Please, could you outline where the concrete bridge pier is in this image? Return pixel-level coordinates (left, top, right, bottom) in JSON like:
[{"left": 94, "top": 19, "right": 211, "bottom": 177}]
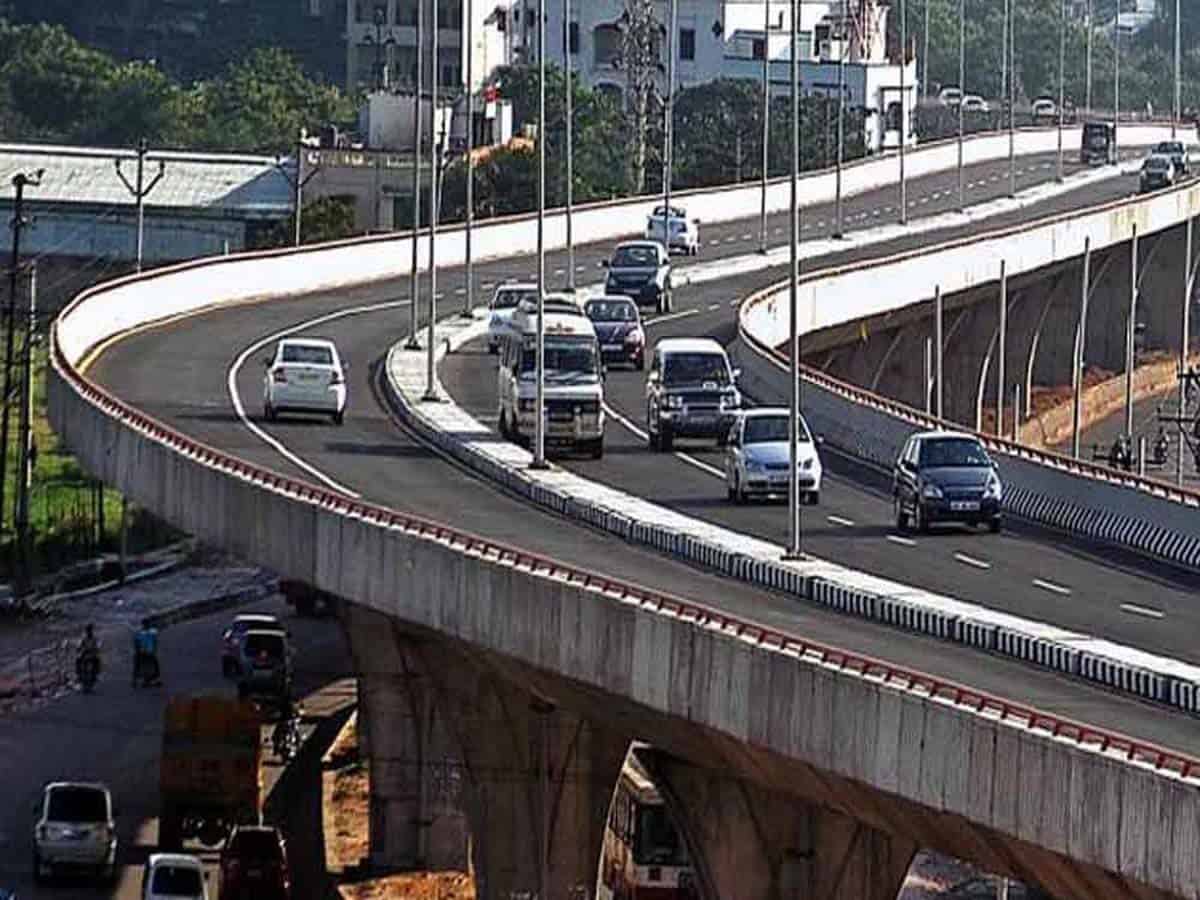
[
  {"left": 639, "top": 749, "right": 916, "bottom": 900},
  {"left": 343, "top": 603, "right": 628, "bottom": 899}
]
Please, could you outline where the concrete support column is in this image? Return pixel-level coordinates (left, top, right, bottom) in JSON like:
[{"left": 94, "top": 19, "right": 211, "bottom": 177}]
[
  {"left": 342, "top": 603, "right": 469, "bottom": 870},
  {"left": 411, "top": 646, "right": 629, "bottom": 900},
  {"left": 640, "top": 750, "right": 916, "bottom": 900}
]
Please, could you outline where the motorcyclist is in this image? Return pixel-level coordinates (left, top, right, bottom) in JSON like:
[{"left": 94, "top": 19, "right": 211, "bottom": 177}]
[{"left": 132, "top": 618, "right": 160, "bottom": 686}]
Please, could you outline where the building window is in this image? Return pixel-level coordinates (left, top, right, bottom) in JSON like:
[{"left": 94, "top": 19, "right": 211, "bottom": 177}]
[
  {"left": 593, "top": 24, "right": 621, "bottom": 66},
  {"left": 568, "top": 22, "right": 579, "bottom": 54},
  {"left": 751, "top": 37, "right": 765, "bottom": 60},
  {"left": 679, "top": 27, "right": 695, "bottom": 61}
]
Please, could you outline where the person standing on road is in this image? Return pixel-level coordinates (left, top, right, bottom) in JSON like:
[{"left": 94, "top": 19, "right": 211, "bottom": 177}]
[{"left": 132, "top": 618, "right": 159, "bottom": 685}]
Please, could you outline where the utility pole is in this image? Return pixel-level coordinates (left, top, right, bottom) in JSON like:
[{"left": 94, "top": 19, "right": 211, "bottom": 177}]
[
  {"left": 14, "top": 264, "right": 36, "bottom": 594},
  {"left": 1173, "top": 0, "right": 1181, "bottom": 137},
  {"left": 957, "top": 0, "right": 965, "bottom": 211},
  {"left": 1056, "top": 0, "right": 1065, "bottom": 182},
  {"left": 1008, "top": 0, "right": 1016, "bottom": 197},
  {"left": 1113, "top": 14, "right": 1120, "bottom": 161},
  {"left": 115, "top": 138, "right": 166, "bottom": 273},
  {"left": 899, "top": 0, "right": 908, "bottom": 225},
  {"left": 662, "top": 0, "right": 679, "bottom": 251},
  {"left": 3, "top": 168, "right": 43, "bottom": 538},
  {"left": 922, "top": 0, "right": 930, "bottom": 100},
  {"left": 1085, "top": 0, "right": 1093, "bottom": 117},
  {"left": 833, "top": 0, "right": 846, "bottom": 237},
  {"left": 533, "top": 0, "right": 548, "bottom": 469},
  {"left": 786, "top": 0, "right": 801, "bottom": 560},
  {"left": 274, "top": 130, "right": 321, "bottom": 247}
]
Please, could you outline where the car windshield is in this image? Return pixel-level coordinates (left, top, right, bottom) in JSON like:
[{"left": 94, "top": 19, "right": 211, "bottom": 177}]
[
  {"left": 586, "top": 300, "right": 637, "bottom": 322},
  {"left": 919, "top": 438, "right": 991, "bottom": 468},
  {"left": 1156, "top": 142, "right": 1183, "bottom": 154},
  {"left": 743, "top": 415, "right": 810, "bottom": 444},
  {"left": 611, "top": 246, "right": 658, "bottom": 267},
  {"left": 1084, "top": 125, "right": 1109, "bottom": 147},
  {"left": 520, "top": 339, "right": 599, "bottom": 380},
  {"left": 1146, "top": 157, "right": 1170, "bottom": 171},
  {"left": 492, "top": 289, "right": 537, "bottom": 310},
  {"left": 651, "top": 205, "right": 685, "bottom": 219},
  {"left": 633, "top": 805, "right": 687, "bottom": 865},
  {"left": 152, "top": 865, "right": 204, "bottom": 895},
  {"left": 280, "top": 344, "right": 333, "bottom": 365},
  {"left": 229, "top": 829, "right": 284, "bottom": 860},
  {"left": 243, "top": 633, "right": 285, "bottom": 659},
  {"left": 47, "top": 786, "right": 107, "bottom": 821},
  {"left": 663, "top": 352, "right": 730, "bottom": 386}
]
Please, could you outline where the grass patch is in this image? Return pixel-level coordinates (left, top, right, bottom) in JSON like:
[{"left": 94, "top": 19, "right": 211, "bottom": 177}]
[{"left": 0, "top": 338, "right": 177, "bottom": 586}]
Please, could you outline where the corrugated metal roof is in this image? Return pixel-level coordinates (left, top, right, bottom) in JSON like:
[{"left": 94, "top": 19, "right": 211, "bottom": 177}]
[{"left": 0, "top": 142, "right": 294, "bottom": 216}]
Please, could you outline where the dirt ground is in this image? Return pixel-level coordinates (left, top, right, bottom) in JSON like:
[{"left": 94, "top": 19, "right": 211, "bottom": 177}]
[{"left": 324, "top": 714, "right": 1035, "bottom": 900}]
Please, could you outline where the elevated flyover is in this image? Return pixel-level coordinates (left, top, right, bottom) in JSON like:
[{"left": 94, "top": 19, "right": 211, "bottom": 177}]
[{"left": 47, "top": 128, "right": 1200, "bottom": 898}]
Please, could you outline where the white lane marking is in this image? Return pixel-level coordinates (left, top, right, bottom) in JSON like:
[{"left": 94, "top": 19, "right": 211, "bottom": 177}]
[
  {"left": 603, "top": 402, "right": 725, "bottom": 478},
  {"left": 455, "top": 287, "right": 466, "bottom": 294},
  {"left": 227, "top": 299, "right": 411, "bottom": 497},
  {"left": 1033, "top": 578, "right": 1072, "bottom": 596},
  {"left": 815, "top": 220, "right": 826, "bottom": 228},
  {"left": 887, "top": 534, "right": 916, "bottom": 547},
  {"left": 708, "top": 240, "right": 721, "bottom": 246},
  {"left": 1120, "top": 603, "right": 1165, "bottom": 620},
  {"left": 576, "top": 265, "right": 587, "bottom": 271},
  {"left": 827, "top": 515, "right": 855, "bottom": 527},
  {"left": 741, "top": 233, "right": 752, "bottom": 240},
  {"left": 773, "top": 227, "right": 783, "bottom": 234},
  {"left": 724, "top": 236, "right": 737, "bottom": 243},
  {"left": 707, "top": 303, "right": 721, "bottom": 311},
  {"left": 954, "top": 552, "right": 992, "bottom": 570},
  {"left": 554, "top": 268, "right": 565, "bottom": 275},
  {"left": 644, "top": 309, "right": 700, "bottom": 327}
]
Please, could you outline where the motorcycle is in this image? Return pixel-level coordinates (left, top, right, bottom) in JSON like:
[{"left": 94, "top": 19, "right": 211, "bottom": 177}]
[
  {"left": 76, "top": 650, "right": 100, "bottom": 693},
  {"left": 132, "top": 652, "right": 161, "bottom": 688}
]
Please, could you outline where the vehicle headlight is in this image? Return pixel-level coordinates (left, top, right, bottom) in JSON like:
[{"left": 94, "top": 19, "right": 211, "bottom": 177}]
[
  {"left": 744, "top": 459, "right": 765, "bottom": 472},
  {"left": 720, "top": 392, "right": 739, "bottom": 410},
  {"left": 800, "top": 458, "right": 814, "bottom": 471},
  {"left": 519, "top": 398, "right": 534, "bottom": 412},
  {"left": 667, "top": 395, "right": 683, "bottom": 409},
  {"left": 983, "top": 473, "right": 1002, "bottom": 499},
  {"left": 624, "top": 328, "right": 644, "bottom": 345},
  {"left": 921, "top": 482, "right": 944, "bottom": 499}
]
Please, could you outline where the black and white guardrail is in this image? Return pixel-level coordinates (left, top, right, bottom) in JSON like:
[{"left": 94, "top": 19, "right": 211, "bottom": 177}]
[{"left": 384, "top": 307, "right": 1200, "bottom": 718}]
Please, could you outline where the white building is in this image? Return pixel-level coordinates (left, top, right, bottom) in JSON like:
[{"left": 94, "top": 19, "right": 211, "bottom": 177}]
[{"left": 347, "top": 0, "right": 914, "bottom": 153}]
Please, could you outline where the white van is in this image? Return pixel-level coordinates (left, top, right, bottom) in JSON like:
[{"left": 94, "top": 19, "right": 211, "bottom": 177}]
[{"left": 497, "top": 294, "right": 605, "bottom": 458}]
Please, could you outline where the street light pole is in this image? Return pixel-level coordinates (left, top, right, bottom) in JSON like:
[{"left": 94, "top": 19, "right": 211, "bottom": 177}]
[
  {"left": 786, "top": 0, "right": 801, "bottom": 560},
  {"left": 115, "top": 138, "right": 166, "bottom": 273},
  {"left": 957, "top": 0, "right": 965, "bottom": 211},
  {"left": 1173, "top": 0, "right": 1181, "bottom": 137},
  {"left": 1085, "top": 0, "right": 1093, "bottom": 117},
  {"left": 922, "top": 0, "right": 930, "bottom": 100},
  {"left": 463, "top": 0, "right": 475, "bottom": 315},
  {"left": 14, "top": 264, "right": 35, "bottom": 594},
  {"left": 1072, "top": 238, "right": 1091, "bottom": 458},
  {"left": 663, "top": 0, "right": 679, "bottom": 247},
  {"left": 1179, "top": 216, "right": 1193, "bottom": 485},
  {"left": 898, "top": 0, "right": 908, "bottom": 225},
  {"left": 759, "top": 0, "right": 770, "bottom": 253},
  {"left": 533, "top": 0, "right": 548, "bottom": 468},
  {"left": 424, "top": 0, "right": 441, "bottom": 401},
  {"left": 1008, "top": 0, "right": 1016, "bottom": 197},
  {"left": 833, "top": 0, "right": 846, "bottom": 237},
  {"left": 1113, "top": 14, "right": 1120, "bottom": 161},
  {"left": 1056, "top": 0, "right": 1065, "bottom": 182},
  {"left": 406, "top": 0, "right": 424, "bottom": 351},
  {"left": 1126, "top": 224, "right": 1138, "bottom": 440},
  {"left": 564, "top": 0, "right": 576, "bottom": 290}
]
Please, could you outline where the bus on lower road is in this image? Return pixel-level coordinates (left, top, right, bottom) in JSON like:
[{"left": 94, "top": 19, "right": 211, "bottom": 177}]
[{"left": 597, "top": 750, "right": 695, "bottom": 900}]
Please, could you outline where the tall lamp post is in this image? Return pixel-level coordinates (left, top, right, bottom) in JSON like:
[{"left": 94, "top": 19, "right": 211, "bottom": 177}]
[
  {"left": 1173, "top": 0, "right": 1181, "bottom": 136},
  {"left": 956, "top": 0, "right": 965, "bottom": 212},
  {"left": 533, "top": 0, "right": 548, "bottom": 468},
  {"left": 758, "top": 0, "right": 771, "bottom": 253},
  {"left": 662, "top": 0, "right": 679, "bottom": 255},
  {"left": 564, "top": 0, "right": 576, "bottom": 290},
  {"left": 786, "top": 0, "right": 801, "bottom": 560},
  {"left": 424, "top": 0, "right": 441, "bottom": 401},
  {"left": 898, "top": 0, "right": 908, "bottom": 226},
  {"left": 833, "top": 0, "right": 846, "bottom": 237},
  {"left": 463, "top": 0, "right": 476, "bottom": 316},
  {"left": 405, "top": 0, "right": 424, "bottom": 351},
  {"left": 1056, "top": 0, "right": 1065, "bottom": 182}
]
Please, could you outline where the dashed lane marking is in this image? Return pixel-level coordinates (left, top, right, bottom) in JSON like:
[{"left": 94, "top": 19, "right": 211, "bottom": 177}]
[
  {"left": 603, "top": 402, "right": 725, "bottom": 478},
  {"left": 1120, "top": 603, "right": 1165, "bottom": 620},
  {"left": 707, "top": 303, "right": 722, "bottom": 311},
  {"left": 827, "top": 515, "right": 855, "bottom": 527},
  {"left": 887, "top": 534, "right": 917, "bottom": 547},
  {"left": 644, "top": 309, "right": 700, "bottom": 327},
  {"left": 954, "top": 552, "right": 992, "bottom": 570},
  {"left": 1033, "top": 578, "right": 1072, "bottom": 596}
]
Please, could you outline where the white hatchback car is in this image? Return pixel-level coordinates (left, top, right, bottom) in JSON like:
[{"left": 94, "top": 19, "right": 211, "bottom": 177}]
[
  {"left": 142, "top": 853, "right": 209, "bottom": 900},
  {"left": 262, "top": 337, "right": 347, "bottom": 425},
  {"left": 487, "top": 282, "right": 539, "bottom": 354},
  {"left": 32, "top": 781, "right": 118, "bottom": 884},
  {"left": 645, "top": 205, "right": 700, "bottom": 255},
  {"left": 724, "top": 408, "right": 822, "bottom": 504}
]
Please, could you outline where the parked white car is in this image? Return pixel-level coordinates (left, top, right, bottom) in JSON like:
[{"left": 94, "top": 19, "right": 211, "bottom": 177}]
[
  {"left": 938, "top": 86, "right": 963, "bottom": 107},
  {"left": 32, "top": 781, "right": 118, "bottom": 884},
  {"left": 962, "top": 94, "right": 990, "bottom": 114},
  {"left": 1031, "top": 96, "right": 1057, "bottom": 121},
  {"left": 487, "top": 282, "right": 539, "bottom": 354},
  {"left": 142, "top": 853, "right": 209, "bottom": 900},
  {"left": 645, "top": 205, "right": 700, "bottom": 256},
  {"left": 724, "top": 408, "right": 822, "bottom": 504},
  {"left": 262, "top": 337, "right": 347, "bottom": 425}
]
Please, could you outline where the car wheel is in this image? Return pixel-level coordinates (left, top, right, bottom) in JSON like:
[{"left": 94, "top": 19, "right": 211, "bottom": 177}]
[
  {"left": 660, "top": 426, "right": 674, "bottom": 452},
  {"left": 591, "top": 439, "right": 604, "bottom": 460},
  {"left": 332, "top": 410, "right": 344, "bottom": 426},
  {"left": 734, "top": 472, "right": 746, "bottom": 505},
  {"left": 635, "top": 353, "right": 645, "bottom": 372},
  {"left": 647, "top": 407, "right": 659, "bottom": 450},
  {"left": 726, "top": 475, "right": 735, "bottom": 500},
  {"left": 32, "top": 850, "right": 48, "bottom": 884},
  {"left": 263, "top": 403, "right": 275, "bottom": 422},
  {"left": 488, "top": 342, "right": 498, "bottom": 355},
  {"left": 914, "top": 502, "right": 930, "bottom": 534},
  {"left": 807, "top": 490, "right": 820, "bottom": 505},
  {"left": 222, "top": 657, "right": 233, "bottom": 678},
  {"left": 989, "top": 516, "right": 1002, "bottom": 534},
  {"left": 894, "top": 496, "right": 909, "bottom": 531}
]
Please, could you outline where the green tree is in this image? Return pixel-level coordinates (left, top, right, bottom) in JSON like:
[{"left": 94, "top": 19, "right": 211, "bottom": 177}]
[
  {"left": 258, "top": 195, "right": 358, "bottom": 248},
  {"left": 190, "top": 47, "right": 352, "bottom": 154}
]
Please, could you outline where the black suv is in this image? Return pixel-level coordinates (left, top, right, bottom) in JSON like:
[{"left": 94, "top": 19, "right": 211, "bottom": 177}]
[
  {"left": 893, "top": 431, "right": 1002, "bottom": 533},
  {"left": 602, "top": 241, "right": 673, "bottom": 314}
]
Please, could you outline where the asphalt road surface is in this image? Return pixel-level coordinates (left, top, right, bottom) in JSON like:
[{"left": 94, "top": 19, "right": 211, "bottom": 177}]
[{"left": 0, "top": 596, "right": 351, "bottom": 898}]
